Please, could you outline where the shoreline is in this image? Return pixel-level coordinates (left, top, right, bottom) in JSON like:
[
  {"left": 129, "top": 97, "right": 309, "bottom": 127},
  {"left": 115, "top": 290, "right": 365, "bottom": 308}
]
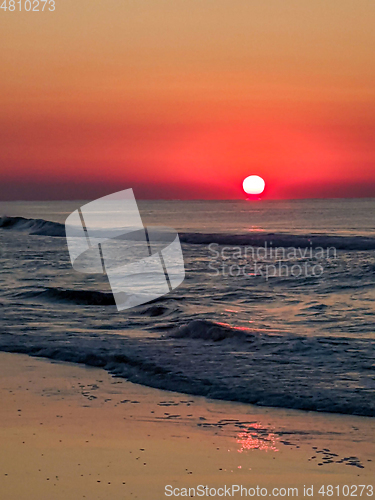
[
  {"left": 0, "top": 352, "right": 374, "bottom": 499},
  {"left": 0, "top": 331, "right": 373, "bottom": 418}
]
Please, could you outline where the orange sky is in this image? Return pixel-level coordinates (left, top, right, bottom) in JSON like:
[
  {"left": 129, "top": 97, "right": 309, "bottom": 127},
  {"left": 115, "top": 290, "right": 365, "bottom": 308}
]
[{"left": 1, "top": 0, "right": 374, "bottom": 200}]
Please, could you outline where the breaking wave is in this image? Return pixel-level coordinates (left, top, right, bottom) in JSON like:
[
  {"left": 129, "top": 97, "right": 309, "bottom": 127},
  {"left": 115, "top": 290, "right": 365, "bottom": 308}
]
[{"left": 0, "top": 216, "right": 65, "bottom": 237}]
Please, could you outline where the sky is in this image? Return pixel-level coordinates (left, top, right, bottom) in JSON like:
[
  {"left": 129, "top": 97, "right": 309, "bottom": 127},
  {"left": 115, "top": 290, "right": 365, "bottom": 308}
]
[{"left": 0, "top": 0, "right": 374, "bottom": 200}]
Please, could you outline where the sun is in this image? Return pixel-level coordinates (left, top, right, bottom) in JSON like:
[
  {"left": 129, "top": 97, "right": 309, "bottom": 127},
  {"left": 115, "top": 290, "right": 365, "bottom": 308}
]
[{"left": 243, "top": 175, "right": 265, "bottom": 195}]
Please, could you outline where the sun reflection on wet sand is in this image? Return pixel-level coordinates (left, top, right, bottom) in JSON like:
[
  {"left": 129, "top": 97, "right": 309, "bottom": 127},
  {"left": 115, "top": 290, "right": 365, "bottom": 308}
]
[{"left": 236, "top": 423, "right": 279, "bottom": 453}]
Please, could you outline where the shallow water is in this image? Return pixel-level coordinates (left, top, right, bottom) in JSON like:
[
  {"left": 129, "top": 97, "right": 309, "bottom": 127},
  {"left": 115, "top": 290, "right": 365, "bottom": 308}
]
[{"left": 0, "top": 199, "right": 374, "bottom": 416}]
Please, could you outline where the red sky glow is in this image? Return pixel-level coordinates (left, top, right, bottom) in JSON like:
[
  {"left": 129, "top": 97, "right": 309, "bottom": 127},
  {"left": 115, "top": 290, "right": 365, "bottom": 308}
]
[{"left": 1, "top": 0, "right": 374, "bottom": 200}]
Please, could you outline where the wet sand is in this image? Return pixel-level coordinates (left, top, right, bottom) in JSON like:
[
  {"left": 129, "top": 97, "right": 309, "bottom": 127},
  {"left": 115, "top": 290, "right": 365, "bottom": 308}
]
[{"left": 0, "top": 352, "right": 374, "bottom": 499}]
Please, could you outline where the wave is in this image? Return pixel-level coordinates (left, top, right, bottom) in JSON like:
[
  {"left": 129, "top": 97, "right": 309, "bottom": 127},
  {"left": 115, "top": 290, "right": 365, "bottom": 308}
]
[
  {"left": 179, "top": 232, "right": 375, "bottom": 251},
  {"left": 0, "top": 216, "right": 65, "bottom": 237},
  {"left": 14, "top": 288, "right": 179, "bottom": 312},
  {"left": 2, "top": 216, "right": 375, "bottom": 250},
  {"left": 16, "top": 287, "right": 115, "bottom": 306},
  {"left": 169, "top": 319, "right": 254, "bottom": 341},
  {"left": 0, "top": 320, "right": 373, "bottom": 417}
]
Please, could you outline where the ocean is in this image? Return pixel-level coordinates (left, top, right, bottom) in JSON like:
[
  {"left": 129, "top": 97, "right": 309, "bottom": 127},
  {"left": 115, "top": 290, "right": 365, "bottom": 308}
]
[{"left": 0, "top": 199, "right": 374, "bottom": 416}]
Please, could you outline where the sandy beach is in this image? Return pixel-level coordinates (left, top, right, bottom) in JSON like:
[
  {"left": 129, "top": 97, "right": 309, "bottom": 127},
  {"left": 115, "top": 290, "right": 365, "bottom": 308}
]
[{"left": 0, "top": 352, "right": 373, "bottom": 500}]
